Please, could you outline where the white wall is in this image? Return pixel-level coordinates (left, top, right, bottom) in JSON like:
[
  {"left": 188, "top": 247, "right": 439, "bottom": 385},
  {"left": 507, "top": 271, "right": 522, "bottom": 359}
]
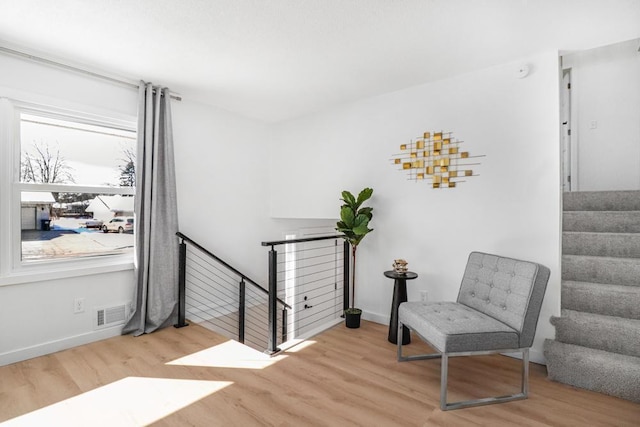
[
  {"left": 172, "top": 99, "right": 277, "bottom": 283},
  {"left": 0, "top": 53, "right": 327, "bottom": 366},
  {"left": 172, "top": 98, "right": 337, "bottom": 285},
  {"left": 0, "top": 271, "right": 135, "bottom": 365},
  {"left": 270, "top": 51, "right": 562, "bottom": 363},
  {"left": 564, "top": 39, "right": 640, "bottom": 191},
  {"left": 0, "top": 54, "right": 300, "bottom": 366},
  {"left": 0, "top": 54, "right": 138, "bottom": 365}
]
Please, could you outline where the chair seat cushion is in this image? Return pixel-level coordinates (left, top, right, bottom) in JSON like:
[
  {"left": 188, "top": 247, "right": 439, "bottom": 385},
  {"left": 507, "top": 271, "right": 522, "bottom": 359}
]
[{"left": 399, "top": 301, "right": 520, "bottom": 353}]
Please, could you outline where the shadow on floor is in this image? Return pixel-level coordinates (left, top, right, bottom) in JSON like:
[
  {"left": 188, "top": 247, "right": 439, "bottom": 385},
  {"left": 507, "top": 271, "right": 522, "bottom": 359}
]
[{"left": 21, "top": 229, "right": 78, "bottom": 242}]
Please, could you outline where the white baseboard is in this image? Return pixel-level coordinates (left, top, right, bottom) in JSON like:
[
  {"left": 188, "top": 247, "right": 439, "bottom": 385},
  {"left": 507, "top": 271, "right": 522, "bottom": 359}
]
[
  {"left": 0, "top": 326, "right": 123, "bottom": 367},
  {"left": 503, "top": 349, "right": 546, "bottom": 365},
  {"left": 361, "top": 310, "right": 388, "bottom": 325},
  {"left": 531, "top": 349, "right": 546, "bottom": 365}
]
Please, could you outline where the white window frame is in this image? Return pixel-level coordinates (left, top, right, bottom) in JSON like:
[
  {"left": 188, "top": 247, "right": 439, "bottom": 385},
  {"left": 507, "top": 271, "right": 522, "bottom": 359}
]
[{"left": 0, "top": 98, "right": 137, "bottom": 286}]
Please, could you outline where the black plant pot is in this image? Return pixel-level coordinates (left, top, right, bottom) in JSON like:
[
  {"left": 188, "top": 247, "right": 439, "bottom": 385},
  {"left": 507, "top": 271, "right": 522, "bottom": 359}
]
[{"left": 345, "top": 309, "right": 362, "bottom": 329}]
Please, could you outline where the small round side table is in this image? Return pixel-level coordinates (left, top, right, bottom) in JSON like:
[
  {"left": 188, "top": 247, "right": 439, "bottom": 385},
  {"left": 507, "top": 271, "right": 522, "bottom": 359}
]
[{"left": 384, "top": 270, "right": 418, "bottom": 345}]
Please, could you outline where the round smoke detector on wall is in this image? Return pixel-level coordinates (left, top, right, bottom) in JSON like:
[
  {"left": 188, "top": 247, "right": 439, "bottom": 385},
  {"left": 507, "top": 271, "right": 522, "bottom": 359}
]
[{"left": 516, "top": 64, "right": 530, "bottom": 79}]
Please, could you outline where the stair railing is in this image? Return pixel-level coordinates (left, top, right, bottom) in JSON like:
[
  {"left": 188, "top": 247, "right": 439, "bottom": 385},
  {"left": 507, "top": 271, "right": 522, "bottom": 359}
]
[
  {"left": 262, "top": 235, "right": 350, "bottom": 352},
  {"left": 175, "top": 232, "right": 291, "bottom": 354}
]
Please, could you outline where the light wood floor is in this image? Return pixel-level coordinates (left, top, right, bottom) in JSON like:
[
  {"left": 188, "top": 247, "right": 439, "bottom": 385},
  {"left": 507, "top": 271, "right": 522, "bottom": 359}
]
[{"left": 0, "top": 321, "right": 638, "bottom": 426}]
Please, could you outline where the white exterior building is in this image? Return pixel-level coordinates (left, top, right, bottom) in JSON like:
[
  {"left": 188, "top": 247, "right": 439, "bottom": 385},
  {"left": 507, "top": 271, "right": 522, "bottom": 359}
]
[
  {"left": 85, "top": 195, "right": 134, "bottom": 222},
  {"left": 20, "top": 192, "right": 55, "bottom": 230}
]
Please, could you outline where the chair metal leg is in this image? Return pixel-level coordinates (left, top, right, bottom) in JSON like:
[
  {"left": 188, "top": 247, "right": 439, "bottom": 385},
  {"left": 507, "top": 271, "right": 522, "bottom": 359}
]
[
  {"left": 521, "top": 348, "right": 529, "bottom": 396},
  {"left": 440, "top": 353, "right": 448, "bottom": 410},
  {"left": 397, "top": 322, "right": 442, "bottom": 362},
  {"left": 441, "top": 348, "right": 530, "bottom": 411},
  {"left": 398, "top": 330, "right": 531, "bottom": 411},
  {"left": 397, "top": 321, "right": 403, "bottom": 360},
  {"left": 398, "top": 325, "right": 531, "bottom": 410}
]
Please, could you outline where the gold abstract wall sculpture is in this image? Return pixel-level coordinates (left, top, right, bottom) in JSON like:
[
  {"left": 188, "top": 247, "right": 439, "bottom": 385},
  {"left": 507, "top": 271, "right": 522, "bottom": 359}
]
[{"left": 391, "top": 131, "right": 482, "bottom": 188}]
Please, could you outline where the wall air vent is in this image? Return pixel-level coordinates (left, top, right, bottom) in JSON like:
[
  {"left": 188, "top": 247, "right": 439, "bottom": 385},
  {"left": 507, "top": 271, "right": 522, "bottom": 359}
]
[{"left": 95, "top": 303, "right": 130, "bottom": 329}]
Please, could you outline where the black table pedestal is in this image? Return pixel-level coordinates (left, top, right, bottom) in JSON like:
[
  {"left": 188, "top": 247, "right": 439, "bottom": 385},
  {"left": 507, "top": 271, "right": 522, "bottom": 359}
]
[{"left": 384, "top": 271, "right": 418, "bottom": 345}]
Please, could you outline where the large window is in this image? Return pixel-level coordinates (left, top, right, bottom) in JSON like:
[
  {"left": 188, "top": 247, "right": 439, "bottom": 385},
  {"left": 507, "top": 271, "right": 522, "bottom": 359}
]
[{"left": 0, "top": 99, "right": 137, "bottom": 275}]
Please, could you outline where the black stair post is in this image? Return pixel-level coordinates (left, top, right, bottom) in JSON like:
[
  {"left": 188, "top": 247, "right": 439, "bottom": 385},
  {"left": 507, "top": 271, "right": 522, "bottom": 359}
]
[
  {"left": 175, "top": 237, "right": 189, "bottom": 328},
  {"left": 267, "top": 247, "right": 280, "bottom": 354},
  {"left": 239, "top": 279, "right": 245, "bottom": 343},
  {"left": 281, "top": 307, "right": 288, "bottom": 343},
  {"left": 343, "top": 240, "right": 350, "bottom": 316}
]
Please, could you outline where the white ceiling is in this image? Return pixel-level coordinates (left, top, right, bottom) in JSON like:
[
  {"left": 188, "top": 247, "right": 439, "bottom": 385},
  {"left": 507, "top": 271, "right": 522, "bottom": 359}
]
[{"left": 0, "top": 0, "right": 639, "bottom": 122}]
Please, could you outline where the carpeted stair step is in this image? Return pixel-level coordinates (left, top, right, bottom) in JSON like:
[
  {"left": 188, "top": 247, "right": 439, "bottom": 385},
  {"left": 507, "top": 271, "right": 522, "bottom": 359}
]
[
  {"left": 562, "top": 255, "right": 640, "bottom": 286},
  {"left": 563, "top": 211, "right": 640, "bottom": 233},
  {"left": 551, "top": 309, "right": 640, "bottom": 357},
  {"left": 563, "top": 190, "right": 640, "bottom": 212},
  {"left": 563, "top": 232, "right": 640, "bottom": 258},
  {"left": 561, "top": 281, "right": 640, "bottom": 319},
  {"left": 544, "top": 340, "right": 640, "bottom": 403},
  {"left": 553, "top": 190, "right": 640, "bottom": 403}
]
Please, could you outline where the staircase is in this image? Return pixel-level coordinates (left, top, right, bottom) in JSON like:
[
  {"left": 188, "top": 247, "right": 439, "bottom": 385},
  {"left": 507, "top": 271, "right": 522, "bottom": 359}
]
[{"left": 544, "top": 190, "right": 640, "bottom": 403}]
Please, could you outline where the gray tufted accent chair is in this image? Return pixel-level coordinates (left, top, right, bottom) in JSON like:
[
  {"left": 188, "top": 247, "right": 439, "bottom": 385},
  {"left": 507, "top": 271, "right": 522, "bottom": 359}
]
[{"left": 397, "top": 252, "right": 550, "bottom": 411}]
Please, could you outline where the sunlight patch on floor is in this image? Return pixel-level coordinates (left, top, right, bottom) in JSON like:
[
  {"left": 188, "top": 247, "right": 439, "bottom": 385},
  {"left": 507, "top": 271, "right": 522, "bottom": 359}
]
[
  {"left": 167, "top": 339, "right": 287, "bottom": 369},
  {"left": 1, "top": 377, "right": 231, "bottom": 427}
]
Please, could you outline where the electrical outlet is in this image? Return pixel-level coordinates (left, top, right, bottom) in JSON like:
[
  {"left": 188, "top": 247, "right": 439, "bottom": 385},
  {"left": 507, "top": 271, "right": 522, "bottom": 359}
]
[
  {"left": 420, "top": 291, "right": 429, "bottom": 302},
  {"left": 74, "top": 297, "right": 85, "bottom": 314}
]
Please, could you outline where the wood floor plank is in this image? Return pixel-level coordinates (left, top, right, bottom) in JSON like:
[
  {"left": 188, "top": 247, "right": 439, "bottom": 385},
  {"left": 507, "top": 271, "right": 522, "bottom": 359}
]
[{"left": 0, "top": 320, "right": 638, "bottom": 426}]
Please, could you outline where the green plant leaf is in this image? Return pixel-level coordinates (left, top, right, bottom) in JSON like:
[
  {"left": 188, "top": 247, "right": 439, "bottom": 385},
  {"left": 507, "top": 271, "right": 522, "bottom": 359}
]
[
  {"left": 358, "top": 206, "right": 373, "bottom": 220},
  {"left": 352, "top": 214, "right": 369, "bottom": 233},
  {"left": 343, "top": 232, "right": 358, "bottom": 244},
  {"left": 356, "top": 187, "right": 373, "bottom": 207},
  {"left": 337, "top": 187, "right": 373, "bottom": 247},
  {"left": 353, "top": 220, "right": 371, "bottom": 236},
  {"left": 341, "top": 191, "right": 356, "bottom": 207},
  {"left": 340, "top": 206, "right": 355, "bottom": 227},
  {"left": 336, "top": 226, "right": 353, "bottom": 235},
  {"left": 353, "top": 224, "right": 370, "bottom": 236},
  {"left": 346, "top": 231, "right": 358, "bottom": 240}
]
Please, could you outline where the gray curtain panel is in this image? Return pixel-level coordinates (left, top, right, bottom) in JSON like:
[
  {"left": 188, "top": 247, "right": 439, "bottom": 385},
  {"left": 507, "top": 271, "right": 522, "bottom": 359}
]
[{"left": 123, "top": 81, "right": 179, "bottom": 336}]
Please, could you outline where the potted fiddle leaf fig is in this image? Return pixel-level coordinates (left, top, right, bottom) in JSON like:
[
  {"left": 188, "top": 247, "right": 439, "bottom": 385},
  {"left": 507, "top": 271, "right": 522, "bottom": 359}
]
[{"left": 336, "top": 187, "right": 374, "bottom": 328}]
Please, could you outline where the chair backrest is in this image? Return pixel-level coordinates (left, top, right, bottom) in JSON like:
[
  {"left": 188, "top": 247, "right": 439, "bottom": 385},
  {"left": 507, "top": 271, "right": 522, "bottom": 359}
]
[{"left": 456, "top": 252, "right": 550, "bottom": 348}]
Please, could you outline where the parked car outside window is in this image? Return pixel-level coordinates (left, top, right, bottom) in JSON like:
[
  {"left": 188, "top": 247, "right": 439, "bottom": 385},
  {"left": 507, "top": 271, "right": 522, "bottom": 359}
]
[
  {"left": 83, "top": 218, "right": 104, "bottom": 229},
  {"left": 102, "top": 217, "right": 134, "bottom": 233}
]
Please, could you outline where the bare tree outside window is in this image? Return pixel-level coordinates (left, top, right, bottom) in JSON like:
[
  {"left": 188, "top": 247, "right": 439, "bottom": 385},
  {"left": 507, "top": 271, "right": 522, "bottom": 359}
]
[
  {"left": 21, "top": 141, "right": 75, "bottom": 184},
  {"left": 118, "top": 146, "right": 135, "bottom": 187}
]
